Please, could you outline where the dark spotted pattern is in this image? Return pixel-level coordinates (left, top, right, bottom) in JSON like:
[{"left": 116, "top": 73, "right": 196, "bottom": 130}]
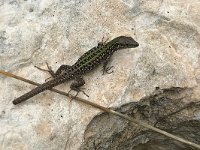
[
  {"left": 71, "top": 36, "right": 139, "bottom": 75},
  {"left": 13, "top": 36, "right": 139, "bottom": 104}
]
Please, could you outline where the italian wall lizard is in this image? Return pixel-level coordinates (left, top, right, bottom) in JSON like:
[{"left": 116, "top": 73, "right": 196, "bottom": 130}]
[{"left": 13, "top": 36, "right": 139, "bottom": 105}]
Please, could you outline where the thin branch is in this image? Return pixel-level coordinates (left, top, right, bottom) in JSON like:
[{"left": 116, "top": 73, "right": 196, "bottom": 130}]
[{"left": 1, "top": 70, "right": 200, "bottom": 149}]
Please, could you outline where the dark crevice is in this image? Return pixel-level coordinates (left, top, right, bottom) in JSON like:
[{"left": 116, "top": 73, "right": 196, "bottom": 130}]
[{"left": 80, "top": 87, "right": 200, "bottom": 150}]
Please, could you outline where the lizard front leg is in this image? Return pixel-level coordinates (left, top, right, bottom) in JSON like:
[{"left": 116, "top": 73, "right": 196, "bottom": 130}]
[
  {"left": 98, "top": 36, "right": 109, "bottom": 47},
  {"left": 102, "top": 56, "right": 114, "bottom": 75}
]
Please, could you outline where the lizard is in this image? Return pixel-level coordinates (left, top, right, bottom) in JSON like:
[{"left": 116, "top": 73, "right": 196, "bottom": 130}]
[{"left": 12, "top": 36, "right": 139, "bottom": 105}]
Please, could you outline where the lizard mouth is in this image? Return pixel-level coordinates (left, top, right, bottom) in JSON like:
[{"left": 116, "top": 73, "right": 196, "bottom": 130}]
[
  {"left": 123, "top": 41, "right": 139, "bottom": 48},
  {"left": 126, "top": 37, "right": 139, "bottom": 48},
  {"left": 129, "top": 41, "right": 139, "bottom": 48}
]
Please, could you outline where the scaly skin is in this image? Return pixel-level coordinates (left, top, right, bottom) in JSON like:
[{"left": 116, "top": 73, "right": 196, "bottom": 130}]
[{"left": 12, "top": 36, "right": 139, "bottom": 105}]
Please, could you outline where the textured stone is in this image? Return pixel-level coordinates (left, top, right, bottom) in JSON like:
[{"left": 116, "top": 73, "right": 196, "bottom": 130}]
[
  {"left": 81, "top": 88, "right": 200, "bottom": 149},
  {"left": 0, "top": 0, "right": 200, "bottom": 149}
]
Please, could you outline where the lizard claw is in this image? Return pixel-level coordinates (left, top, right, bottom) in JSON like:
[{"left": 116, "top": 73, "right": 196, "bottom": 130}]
[
  {"left": 68, "top": 88, "right": 89, "bottom": 101},
  {"left": 102, "top": 66, "right": 114, "bottom": 75}
]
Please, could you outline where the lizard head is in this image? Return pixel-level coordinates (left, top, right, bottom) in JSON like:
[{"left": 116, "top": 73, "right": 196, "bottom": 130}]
[{"left": 111, "top": 36, "right": 139, "bottom": 50}]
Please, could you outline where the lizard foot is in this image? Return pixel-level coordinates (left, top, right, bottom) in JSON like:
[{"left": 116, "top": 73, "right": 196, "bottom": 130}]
[
  {"left": 34, "top": 62, "right": 56, "bottom": 81},
  {"left": 68, "top": 88, "right": 89, "bottom": 101},
  {"left": 102, "top": 66, "right": 114, "bottom": 75}
]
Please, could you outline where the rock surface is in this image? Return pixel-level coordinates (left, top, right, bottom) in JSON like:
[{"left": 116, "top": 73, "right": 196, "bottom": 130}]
[
  {"left": 81, "top": 87, "right": 200, "bottom": 149},
  {"left": 0, "top": 0, "right": 200, "bottom": 149}
]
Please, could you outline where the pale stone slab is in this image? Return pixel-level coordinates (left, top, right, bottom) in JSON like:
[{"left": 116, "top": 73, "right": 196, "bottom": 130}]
[{"left": 0, "top": 0, "right": 200, "bottom": 149}]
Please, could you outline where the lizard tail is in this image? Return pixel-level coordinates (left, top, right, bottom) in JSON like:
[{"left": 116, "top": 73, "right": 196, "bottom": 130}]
[{"left": 12, "top": 76, "right": 67, "bottom": 105}]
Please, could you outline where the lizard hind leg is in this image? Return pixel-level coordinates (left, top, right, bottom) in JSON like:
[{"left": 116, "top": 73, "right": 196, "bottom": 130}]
[
  {"left": 54, "top": 65, "right": 72, "bottom": 77},
  {"left": 68, "top": 76, "right": 89, "bottom": 100},
  {"left": 35, "top": 63, "right": 72, "bottom": 81},
  {"left": 34, "top": 62, "right": 57, "bottom": 81}
]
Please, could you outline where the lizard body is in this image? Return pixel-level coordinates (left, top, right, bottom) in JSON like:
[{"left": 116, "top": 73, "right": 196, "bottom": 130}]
[{"left": 13, "top": 36, "right": 139, "bottom": 105}]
